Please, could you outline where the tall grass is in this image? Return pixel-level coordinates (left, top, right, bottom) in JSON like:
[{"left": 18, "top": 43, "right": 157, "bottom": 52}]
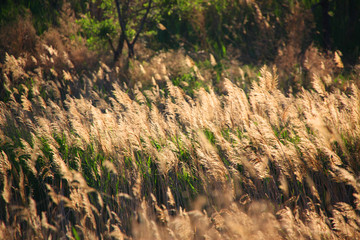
[{"left": 1, "top": 47, "right": 360, "bottom": 239}]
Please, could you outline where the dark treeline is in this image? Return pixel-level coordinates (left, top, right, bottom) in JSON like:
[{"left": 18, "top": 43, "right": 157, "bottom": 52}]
[{"left": 0, "top": 0, "right": 360, "bottom": 72}]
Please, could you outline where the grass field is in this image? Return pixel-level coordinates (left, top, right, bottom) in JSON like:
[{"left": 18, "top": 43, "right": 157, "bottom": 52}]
[{"left": 1, "top": 48, "right": 360, "bottom": 239}]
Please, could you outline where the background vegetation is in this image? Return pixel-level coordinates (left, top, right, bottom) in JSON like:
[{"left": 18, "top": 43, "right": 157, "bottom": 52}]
[{"left": 1, "top": 0, "right": 360, "bottom": 239}]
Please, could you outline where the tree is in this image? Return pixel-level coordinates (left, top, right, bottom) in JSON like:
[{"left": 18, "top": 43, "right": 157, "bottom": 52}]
[
  {"left": 114, "top": 0, "right": 152, "bottom": 59},
  {"left": 79, "top": 0, "right": 159, "bottom": 64}
]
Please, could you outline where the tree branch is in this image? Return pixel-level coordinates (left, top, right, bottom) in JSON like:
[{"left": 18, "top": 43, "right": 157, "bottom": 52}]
[
  {"left": 114, "top": 0, "right": 131, "bottom": 47},
  {"left": 107, "top": 34, "right": 116, "bottom": 53},
  {"left": 131, "top": 0, "right": 152, "bottom": 45}
]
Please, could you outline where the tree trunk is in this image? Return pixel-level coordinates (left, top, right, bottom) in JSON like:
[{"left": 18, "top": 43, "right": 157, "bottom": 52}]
[
  {"left": 113, "top": 31, "right": 126, "bottom": 64},
  {"left": 128, "top": 44, "right": 134, "bottom": 58}
]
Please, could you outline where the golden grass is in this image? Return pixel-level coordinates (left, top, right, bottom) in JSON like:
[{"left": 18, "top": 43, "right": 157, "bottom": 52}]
[{"left": 0, "top": 49, "right": 360, "bottom": 239}]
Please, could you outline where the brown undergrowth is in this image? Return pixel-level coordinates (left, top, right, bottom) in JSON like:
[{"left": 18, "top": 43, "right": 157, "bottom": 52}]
[{"left": 0, "top": 48, "right": 360, "bottom": 239}]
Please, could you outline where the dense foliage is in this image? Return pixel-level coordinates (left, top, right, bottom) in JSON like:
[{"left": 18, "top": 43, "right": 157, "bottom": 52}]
[{"left": 1, "top": 0, "right": 359, "bottom": 63}]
